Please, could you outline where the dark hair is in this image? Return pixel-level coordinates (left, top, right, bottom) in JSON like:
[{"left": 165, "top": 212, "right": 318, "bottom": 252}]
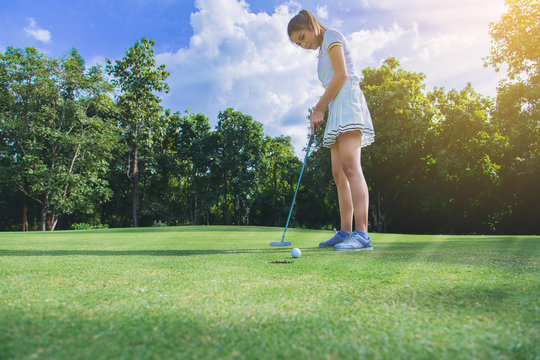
[{"left": 287, "top": 9, "right": 327, "bottom": 39}]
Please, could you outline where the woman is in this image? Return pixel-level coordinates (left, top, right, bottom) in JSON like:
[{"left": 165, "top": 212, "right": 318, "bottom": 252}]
[{"left": 288, "top": 10, "right": 375, "bottom": 250}]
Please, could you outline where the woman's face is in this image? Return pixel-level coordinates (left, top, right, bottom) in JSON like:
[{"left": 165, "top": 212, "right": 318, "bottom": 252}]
[{"left": 290, "top": 28, "right": 320, "bottom": 50}]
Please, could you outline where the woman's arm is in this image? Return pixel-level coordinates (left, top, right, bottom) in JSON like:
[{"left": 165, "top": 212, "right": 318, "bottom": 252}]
[{"left": 310, "top": 44, "right": 348, "bottom": 134}]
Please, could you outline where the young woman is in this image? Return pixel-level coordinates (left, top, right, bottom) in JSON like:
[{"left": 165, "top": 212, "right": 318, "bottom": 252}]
[{"left": 288, "top": 10, "right": 375, "bottom": 250}]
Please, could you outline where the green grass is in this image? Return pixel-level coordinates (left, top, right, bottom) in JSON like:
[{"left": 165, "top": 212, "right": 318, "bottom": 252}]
[{"left": 0, "top": 226, "right": 538, "bottom": 360}]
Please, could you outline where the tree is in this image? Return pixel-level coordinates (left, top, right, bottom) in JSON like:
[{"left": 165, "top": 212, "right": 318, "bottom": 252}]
[
  {"left": 485, "top": 0, "right": 540, "bottom": 233},
  {"left": 485, "top": 0, "right": 539, "bottom": 83},
  {"left": 361, "top": 58, "right": 435, "bottom": 232},
  {"left": 214, "top": 108, "right": 265, "bottom": 225},
  {"left": 106, "top": 38, "right": 170, "bottom": 227},
  {"left": 428, "top": 85, "right": 503, "bottom": 233},
  {"left": 0, "top": 47, "right": 117, "bottom": 230},
  {"left": 485, "top": 0, "right": 539, "bottom": 152},
  {"left": 163, "top": 111, "right": 214, "bottom": 225},
  {"left": 252, "top": 135, "right": 301, "bottom": 226}
]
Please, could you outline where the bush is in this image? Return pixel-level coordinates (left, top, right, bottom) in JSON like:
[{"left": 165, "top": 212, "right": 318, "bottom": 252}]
[{"left": 71, "top": 223, "right": 109, "bottom": 230}]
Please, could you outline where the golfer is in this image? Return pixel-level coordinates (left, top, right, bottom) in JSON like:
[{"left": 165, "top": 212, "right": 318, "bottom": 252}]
[{"left": 288, "top": 10, "right": 375, "bottom": 250}]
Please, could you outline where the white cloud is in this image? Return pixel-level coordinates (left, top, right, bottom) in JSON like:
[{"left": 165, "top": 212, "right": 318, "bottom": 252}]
[
  {"left": 348, "top": 22, "right": 408, "bottom": 64},
  {"left": 316, "top": 5, "right": 329, "bottom": 19},
  {"left": 24, "top": 18, "right": 51, "bottom": 44}
]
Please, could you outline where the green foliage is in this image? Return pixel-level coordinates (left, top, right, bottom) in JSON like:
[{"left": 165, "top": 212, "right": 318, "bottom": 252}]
[
  {"left": 105, "top": 38, "right": 169, "bottom": 147},
  {"left": 252, "top": 135, "right": 301, "bottom": 226},
  {"left": 485, "top": 0, "right": 540, "bottom": 234},
  {"left": 151, "top": 220, "right": 168, "bottom": 227},
  {"left": 428, "top": 85, "right": 505, "bottom": 233},
  {"left": 361, "top": 58, "right": 435, "bottom": 232},
  {"left": 1, "top": 2, "right": 539, "bottom": 234},
  {"left": 485, "top": 0, "right": 539, "bottom": 81},
  {"left": 174, "top": 112, "right": 214, "bottom": 224},
  {"left": 105, "top": 38, "right": 170, "bottom": 227},
  {"left": 0, "top": 47, "right": 118, "bottom": 230},
  {"left": 140, "top": 111, "right": 215, "bottom": 226},
  {"left": 70, "top": 223, "right": 109, "bottom": 230},
  {"left": 214, "top": 108, "right": 266, "bottom": 225}
]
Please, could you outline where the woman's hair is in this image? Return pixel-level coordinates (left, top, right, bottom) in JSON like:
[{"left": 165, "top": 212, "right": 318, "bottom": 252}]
[{"left": 287, "top": 9, "right": 327, "bottom": 39}]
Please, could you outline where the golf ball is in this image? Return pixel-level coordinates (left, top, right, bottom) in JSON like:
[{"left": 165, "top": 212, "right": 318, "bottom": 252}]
[{"left": 291, "top": 248, "right": 301, "bottom": 258}]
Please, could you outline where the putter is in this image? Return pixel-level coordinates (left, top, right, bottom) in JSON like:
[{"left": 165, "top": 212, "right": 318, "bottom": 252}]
[{"left": 270, "top": 133, "right": 314, "bottom": 246}]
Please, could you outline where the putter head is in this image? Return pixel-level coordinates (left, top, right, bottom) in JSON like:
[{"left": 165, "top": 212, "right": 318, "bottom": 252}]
[{"left": 270, "top": 242, "right": 291, "bottom": 246}]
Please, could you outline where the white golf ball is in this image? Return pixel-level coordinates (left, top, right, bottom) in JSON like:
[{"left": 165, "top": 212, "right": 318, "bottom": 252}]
[{"left": 291, "top": 248, "right": 301, "bottom": 258}]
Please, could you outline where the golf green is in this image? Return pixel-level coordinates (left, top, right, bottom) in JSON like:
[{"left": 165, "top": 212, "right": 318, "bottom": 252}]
[{"left": 1, "top": 226, "right": 538, "bottom": 359}]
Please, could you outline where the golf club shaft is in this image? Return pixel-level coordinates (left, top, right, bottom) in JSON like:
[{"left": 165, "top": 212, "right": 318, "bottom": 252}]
[{"left": 281, "top": 134, "right": 314, "bottom": 242}]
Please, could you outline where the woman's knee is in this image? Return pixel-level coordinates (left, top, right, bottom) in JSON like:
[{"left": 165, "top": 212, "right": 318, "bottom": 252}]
[
  {"left": 340, "top": 158, "right": 360, "bottom": 180},
  {"left": 332, "top": 165, "right": 347, "bottom": 185}
]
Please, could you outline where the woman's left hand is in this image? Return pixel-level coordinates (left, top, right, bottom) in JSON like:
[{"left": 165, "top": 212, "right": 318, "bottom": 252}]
[{"left": 310, "top": 108, "right": 324, "bottom": 135}]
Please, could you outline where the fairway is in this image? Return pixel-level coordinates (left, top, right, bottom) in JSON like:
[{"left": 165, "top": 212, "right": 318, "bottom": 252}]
[{"left": 0, "top": 226, "right": 538, "bottom": 359}]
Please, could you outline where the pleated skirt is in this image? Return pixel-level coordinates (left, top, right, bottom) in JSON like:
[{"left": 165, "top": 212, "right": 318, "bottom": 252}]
[{"left": 323, "top": 78, "right": 375, "bottom": 148}]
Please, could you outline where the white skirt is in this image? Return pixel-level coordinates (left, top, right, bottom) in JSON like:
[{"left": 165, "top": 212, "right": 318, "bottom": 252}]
[{"left": 323, "top": 79, "right": 375, "bottom": 148}]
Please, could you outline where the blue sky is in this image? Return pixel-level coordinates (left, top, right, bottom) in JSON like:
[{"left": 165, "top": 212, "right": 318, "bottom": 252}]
[{"left": 1, "top": 0, "right": 507, "bottom": 156}]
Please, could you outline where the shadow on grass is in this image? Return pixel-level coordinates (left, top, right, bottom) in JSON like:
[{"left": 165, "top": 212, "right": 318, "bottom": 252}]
[
  {"left": 1, "top": 286, "right": 536, "bottom": 360},
  {"left": 0, "top": 245, "right": 331, "bottom": 257},
  {"left": 371, "top": 236, "right": 539, "bottom": 270},
  {"left": 0, "top": 248, "right": 300, "bottom": 257},
  {"left": 378, "top": 236, "right": 537, "bottom": 250},
  {"left": 49, "top": 225, "right": 284, "bottom": 234},
  {"left": 415, "top": 284, "right": 514, "bottom": 308}
]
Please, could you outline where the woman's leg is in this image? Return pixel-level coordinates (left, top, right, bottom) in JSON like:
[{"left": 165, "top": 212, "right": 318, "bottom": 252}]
[
  {"left": 336, "top": 131, "right": 369, "bottom": 233},
  {"left": 331, "top": 144, "right": 353, "bottom": 232}
]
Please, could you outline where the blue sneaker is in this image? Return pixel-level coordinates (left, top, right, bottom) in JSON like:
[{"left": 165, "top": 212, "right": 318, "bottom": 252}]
[
  {"left": 334, "top": 231, "right": 373, "bottom": 251},
  {"left": 319, "top": 230, "right": 351, "bottom": 248}
]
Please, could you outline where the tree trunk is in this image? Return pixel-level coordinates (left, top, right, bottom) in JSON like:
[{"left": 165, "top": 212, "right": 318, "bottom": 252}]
[
  {"left": 234, "top": 197, "right": 240, "bottom": 225},
  {"left": 40, "top": 205, "right": 47, "bottom": 231},
  {"left": 132, "top": 142, "right": 139, "bottom": 227},
  {"left": 193, "top": 192, "right": 199, "bottom": 225},
  {"left": 373, "top": 192, "right": 385, "bottom": 233},
  {"left": 272, "top": 162, "right": 278, "bottom": 226},
  {"left": 114, "top": 196, "right": 120, "bottom": 228},
  {"left": 49, "top": 214, "right": 58, "bottom": 231},
  {"left": 192, "top": 174, "right": 199, "bottom": 225},
  {"left": 22, "top": 199, "right": 28, "bottom": 231},
  {"left": 40, "top": 193, "right": 50, "bottom": 231},
  {"left": 448, "top": 199, "right": 454, "bottom": 234},
  {"left": 224, "top": 193, "right": 230, "bottom": 225}
]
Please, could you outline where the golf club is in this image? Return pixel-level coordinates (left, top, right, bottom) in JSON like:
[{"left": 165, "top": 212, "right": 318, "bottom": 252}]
[{"left": 270, "top": 133, "right": 314, "bottom": 246}]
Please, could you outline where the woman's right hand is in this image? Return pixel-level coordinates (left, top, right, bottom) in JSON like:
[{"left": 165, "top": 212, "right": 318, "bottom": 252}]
[{"left": 310, "top": 108, "right": 324, "bottom": 135}]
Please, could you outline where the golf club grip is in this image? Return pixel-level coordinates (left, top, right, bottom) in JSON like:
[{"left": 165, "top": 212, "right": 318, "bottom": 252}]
[{"left": 308, "top": 133, "right": 314, "bottom": 147}]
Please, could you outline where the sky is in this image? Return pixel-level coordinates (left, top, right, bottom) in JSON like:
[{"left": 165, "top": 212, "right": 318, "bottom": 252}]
[{"left": 1, "top": 0, "right": 508, "bottom": 157}]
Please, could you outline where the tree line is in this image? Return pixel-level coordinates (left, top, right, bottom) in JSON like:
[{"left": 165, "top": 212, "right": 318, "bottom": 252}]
[{"left": 0, "top": 0, "right": 538, "bottom": 234}]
